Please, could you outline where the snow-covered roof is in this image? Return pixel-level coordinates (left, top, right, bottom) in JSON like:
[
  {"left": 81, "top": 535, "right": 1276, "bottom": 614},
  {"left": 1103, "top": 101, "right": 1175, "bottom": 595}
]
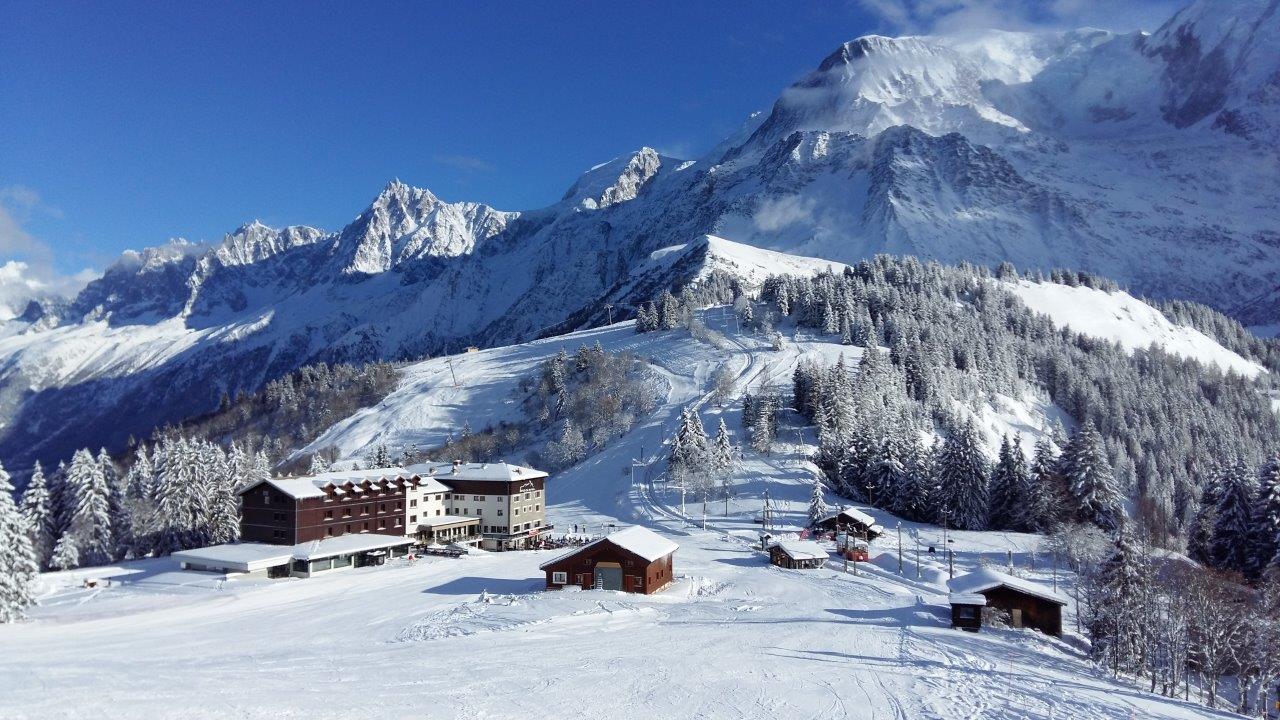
[
  {"left": 172, "top": 543, "right": 294, "bottom": 572},
  {"left": 947, "top": 568, "right": 1067, "bottom": 605},
  {"left": 413, "top": 477, "right": 451, "bottom": 494},
  {"left": 771, "top": 540, "right": 829, "bottom": 561},
  {"left": 821, "top": 506, "right": 877, "bottom": 527},
  {"left": 948, "top": 593, "right": 988, "bottom": 606},
  {"left": 247, "top": 468, "right": 416, "bottom": 500},
  {"left": 415, "top": 514, "right": 480, "bottom": 528},
  {"left": 406, "top": 461, "right": 548, "bottom": 483},
  {"left": 539, "top": 526, "right": 677, "bottom": 569},
  {"left": 291, "top": 533, "right": 414, "bottom": 561}
]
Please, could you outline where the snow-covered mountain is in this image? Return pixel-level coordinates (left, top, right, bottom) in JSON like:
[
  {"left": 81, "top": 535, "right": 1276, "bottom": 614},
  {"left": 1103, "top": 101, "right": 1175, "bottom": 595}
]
[{"left": 2, "top": 0, "right": 1277, "bottom": 470}]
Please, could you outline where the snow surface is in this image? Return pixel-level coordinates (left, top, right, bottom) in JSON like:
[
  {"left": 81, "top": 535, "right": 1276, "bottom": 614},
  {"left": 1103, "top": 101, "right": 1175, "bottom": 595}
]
[
  {"left": 0, "top": 309, "right": 1235, "bottom": 718},
  {"left": 1006, "top": 280, "right": 1265, "bottom": 377}
]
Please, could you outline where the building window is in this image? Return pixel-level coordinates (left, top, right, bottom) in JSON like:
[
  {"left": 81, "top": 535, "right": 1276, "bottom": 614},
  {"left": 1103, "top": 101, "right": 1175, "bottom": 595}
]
[
  {"left": 343, "top": 508, "right": 352, "bottom": 517},
  {"left": 272, "top": 529, "right": 285, "bottom": 539},
  {"left": 363, "top": 522, "right": 369, "bottom": 530},
  {"left": 324, "top": 510, "right": 334, "bottom": 519},
  {"left": 496, "top": 496, "right": 504, "bottom": 502},
  {"left": 262, "top": 490, "right": 270, "bottom": 503},
  {"left": 476, "top": 509, "right": 483, "bottom": 516},
  {"left": 436, "top": 509, "right": 441, "bottom": 516},
  {"left": 327, "top": 527, "right": 334, "bottom": 536},
  {"left": 410, "top": 515, "right": 417, "bottom": 523},
  {"left": 513, "top": 508, "right": 519, "bottom": 516},
  {"left": 379, "top": 503, "right": 386, "bottom": 512},
  {"left": 552, "top": 571, "right": 567, "bottom": 584},
  {"left": 497, "top": 509, "right": 504, "bottom": 516},
  {"left": 535, "top": 505, "right": 540, "bottom": 511},
  {"left": 410, "top": 499, "right": 418, "bottom": 508}
]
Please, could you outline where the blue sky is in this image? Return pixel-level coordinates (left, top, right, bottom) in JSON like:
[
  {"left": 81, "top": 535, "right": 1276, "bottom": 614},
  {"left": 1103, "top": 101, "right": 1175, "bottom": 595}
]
[{"left": 0, "top": 0, "right": 1180, "bottom": 282}]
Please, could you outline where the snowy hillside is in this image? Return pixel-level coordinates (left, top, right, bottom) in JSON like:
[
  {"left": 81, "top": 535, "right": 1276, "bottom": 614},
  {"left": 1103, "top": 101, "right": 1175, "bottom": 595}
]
[
  {"left": 1007, "top": 280, "right": 1266, "bottom": 378},
  {"left": 0, "top": 308, "right": 1240, "bottom": 719},
  {"left": 2, "top": 0, "right": 1278, "bottom": 471}
]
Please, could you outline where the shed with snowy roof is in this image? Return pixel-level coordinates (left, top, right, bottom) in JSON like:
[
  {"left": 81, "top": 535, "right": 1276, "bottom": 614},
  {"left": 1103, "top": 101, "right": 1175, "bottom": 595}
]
[
  {"left": 768, "top": 540, "right": 829, "bottom": 569},
  {"left": 815, "top": 507, "right": 884, "bottom": 540},
  {"left": 539, "top": 526, "right": 677, "bottom": 594},
  {"left": 947, "top": 567, "right": 1066, "bottom": 636}
]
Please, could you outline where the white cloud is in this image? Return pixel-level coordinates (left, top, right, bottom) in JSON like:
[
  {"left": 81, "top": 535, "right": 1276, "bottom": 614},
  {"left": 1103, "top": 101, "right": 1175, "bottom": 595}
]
[
  {"left": 433, "top": 154, "right": 496, "bottom": 174},
  {"left": 0, "top": 187, "right": 97, "bottom": 321},
  {"left": 856, "top": 0, "right": 1182, "bottom": 35},
  {"left": 753, "top": 195, "right": 817, "bottom": 232}
]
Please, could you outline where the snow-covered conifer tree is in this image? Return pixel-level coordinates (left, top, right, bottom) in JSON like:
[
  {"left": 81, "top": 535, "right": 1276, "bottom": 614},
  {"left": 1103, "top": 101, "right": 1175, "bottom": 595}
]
[
  {"left": 807, "top": 477, "right": 830, "bottom": 528},
  {"left": 1087, "top": 532, "right": 1150, "bottom": 676},
  {"left": 65, "top": 448, "right": 113, "bottom": 567},
  {"left": 1211, "top": 459, "right": 1257, "bottom": 573},
  {"left": 1188, "top": 474, "right": 1220, "bottom": 565},
  {"left": 1252, "top": 453, "right": 1280, "bottom": 576},
  {"left": 936, "top": 420, "right": 989, "bottom": 530},
  {"left": 307, "top": 453, "right": 331, "bottom": 475},
  {"left": 1058, "top": 423, "right": 1124, "bottom": 531},
  {"left": 19, "top": 461, "right": 54, "bottom": 568},
  {"left": 0, "top": 461, "right": 38, "bottom": 623},
  {"left": 989, "top": 435, "right": 1031, "bottom": 531}
]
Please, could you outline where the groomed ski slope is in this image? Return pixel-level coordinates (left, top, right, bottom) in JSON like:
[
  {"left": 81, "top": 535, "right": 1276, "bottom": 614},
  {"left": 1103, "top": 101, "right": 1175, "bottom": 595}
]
[{"left": 0, "top": 311, "right": 1243, "bottom": 719}]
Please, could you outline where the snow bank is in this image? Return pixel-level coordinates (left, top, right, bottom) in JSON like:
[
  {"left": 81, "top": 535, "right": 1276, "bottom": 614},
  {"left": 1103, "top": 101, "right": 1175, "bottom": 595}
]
[{"left": 1006, "top": 280, "right": 1265, "bottom": 378}]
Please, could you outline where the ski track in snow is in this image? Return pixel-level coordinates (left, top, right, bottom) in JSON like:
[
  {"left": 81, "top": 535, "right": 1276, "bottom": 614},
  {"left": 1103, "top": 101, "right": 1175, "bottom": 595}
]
[{"left": 0, "top": 311, "right": 1241, "bottom": 719}]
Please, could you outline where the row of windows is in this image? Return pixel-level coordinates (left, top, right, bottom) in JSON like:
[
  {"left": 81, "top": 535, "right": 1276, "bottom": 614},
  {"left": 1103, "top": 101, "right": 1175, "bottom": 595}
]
[{"left": 323, "top": 517, "right": 403, "bottom": 537}]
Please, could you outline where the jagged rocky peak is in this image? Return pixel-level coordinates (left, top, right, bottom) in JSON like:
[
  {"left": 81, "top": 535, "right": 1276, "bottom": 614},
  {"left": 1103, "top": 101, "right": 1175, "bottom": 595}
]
[
  {"left": 562, "top": 147, "right": 672, "bottom": 210},
  {"left": 213, "top": 220, "right": 326, "bottom": 267},
  {"left": 339, "top": 179, "right": 517, "bottom": 275}
]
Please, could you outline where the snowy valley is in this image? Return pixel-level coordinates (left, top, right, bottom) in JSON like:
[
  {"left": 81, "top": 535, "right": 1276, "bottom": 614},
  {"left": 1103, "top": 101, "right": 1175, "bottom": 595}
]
[
  {"left": 3, "top": 0, "right": 1280, "bottom": 717},
  {"left": 3, "top": 305, "right": 1273, "bottom": 719}
]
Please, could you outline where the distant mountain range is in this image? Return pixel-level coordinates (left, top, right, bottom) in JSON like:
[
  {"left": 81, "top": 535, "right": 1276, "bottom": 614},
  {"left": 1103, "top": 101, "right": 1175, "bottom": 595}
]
[{"left": 2, "top": 0, "right": 1277, "bottom": 470}]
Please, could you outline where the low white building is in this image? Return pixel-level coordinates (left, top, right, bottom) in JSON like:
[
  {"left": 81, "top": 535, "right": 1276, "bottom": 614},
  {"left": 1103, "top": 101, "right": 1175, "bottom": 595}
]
[{"left": 172, "top": 534, "right": 415, "bottom": 580}]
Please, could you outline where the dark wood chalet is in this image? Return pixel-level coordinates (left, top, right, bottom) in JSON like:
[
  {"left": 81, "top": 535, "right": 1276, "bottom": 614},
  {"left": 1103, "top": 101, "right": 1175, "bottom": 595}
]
[
  {"left": 768, "top": 540, "right": 829, "bottom": 569},
  {"left": 815, "top": 507, "right": 884, "bottom": 540},
  {"left": 240, "top": 471, "right": 421, "bottom": 545},
  {"left": 540, "top": 526, "right": 677, "bottom": 594},
  {"left": 947, "top": 568, "right": 1066, "bottom": 636}
]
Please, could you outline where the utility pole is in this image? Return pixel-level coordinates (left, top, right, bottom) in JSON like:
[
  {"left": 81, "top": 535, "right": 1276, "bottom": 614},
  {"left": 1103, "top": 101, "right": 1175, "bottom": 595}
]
[
  {"left": 446, "top": 355, "right": 459, "bottom": 387},
  {"left": 605, "top": 303, "right": 614, "bottom": 325},
  {"left": 897, "top": 522, "right": 903, "bottom": 575},
  {"left": 1052, "top": 550, "right": 1058, "bottom": 592},
  {"left": 948, "top": 549, "right": 954, "bottom": 579},
  {"left": 842, "top": 522, "right": 849, "bottom": 574},
  {"left": 1007, "top": 549, "right": 1013, "bottom": 573},
  {"left": 914, "top": 532, "right": 921, "bottom": 580}
]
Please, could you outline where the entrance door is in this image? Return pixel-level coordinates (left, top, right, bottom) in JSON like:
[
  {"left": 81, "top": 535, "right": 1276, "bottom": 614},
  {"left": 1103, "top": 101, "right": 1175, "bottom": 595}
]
[
  {"left": 595, "top": 563, "right": 623, "bottom": 591},
  {"left": 1011, "top": 608, "right": 1023, "bottom": 628}
]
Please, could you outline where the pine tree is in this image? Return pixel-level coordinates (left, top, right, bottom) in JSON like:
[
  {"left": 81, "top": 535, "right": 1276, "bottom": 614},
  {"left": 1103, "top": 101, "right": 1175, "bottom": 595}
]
[
  {"left": 937, "top": 420, "right": 990, "bottom": 530},
  {"left": 547, "top": 419, "right": 586, "bottom": 468},
  {"left": 1211, "top": 459, "right": 1257, "bottom": 573},
  {"left": 1087, "top": 532, "right": 1150, "bottom": 675},
  {"left": 1188, "top": 475, "right": 1220, "bottom": 565},
  {"left": 18, "top": 461, "right": 54, "bottom": 569},
  {"left": 49, "top": 534, "right": 79, "bottom": 571},
  {"left": 868, "top": 437, "right": 907, "bottom": 515},
  {"left": 713, "top": 419, "right": 734, "bottom": 473},
  {"left": 1058, "top": 423, "right": 1124, "bottom": 532},
  {"left": 307, "top": 453, "right": 331, "bottom": 475},
  {"left": 0, "top": 461, "right": 38, "bottom": 623},
  {"left": 100, "top": 449, "right": 131, "bottom": 561},
  {"left": 1252, "top": 453, "right": 1280, "bottom": 576},
  {"left": 807, "top": 477, "right": 830, "bottom": 529},
  {"left": 65, "top": 448, "right": 113, "bottom": 567},
  {"left": 207, "top": 443, "right": 239, "bottom": 545},
  {"left": 989, "top": 435, "right": 1032, "bottom": 531},
  {"left": 368, "top": 443, "right": 395, "bottom": 469}
]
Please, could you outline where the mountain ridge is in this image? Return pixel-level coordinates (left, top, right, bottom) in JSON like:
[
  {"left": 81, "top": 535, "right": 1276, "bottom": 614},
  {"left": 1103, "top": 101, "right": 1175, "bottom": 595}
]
[{"left": 2, "top": 0, "right": 1277, "bottom": 470}]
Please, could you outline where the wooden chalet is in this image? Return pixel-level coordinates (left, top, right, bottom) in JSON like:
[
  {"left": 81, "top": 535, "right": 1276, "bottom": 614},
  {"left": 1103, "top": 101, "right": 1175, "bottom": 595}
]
[
  {"left": 815, "top": 507, "right": 884, "bottom": 540},
  {"left": 540, "top": 526, "right": 677, "bottom": 594},
  {"left": 768, "top": 540, "right": 829, "bottom": 569},
  {"left": 947, "top": 568, "right": 1067, "bottom": 636}
]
